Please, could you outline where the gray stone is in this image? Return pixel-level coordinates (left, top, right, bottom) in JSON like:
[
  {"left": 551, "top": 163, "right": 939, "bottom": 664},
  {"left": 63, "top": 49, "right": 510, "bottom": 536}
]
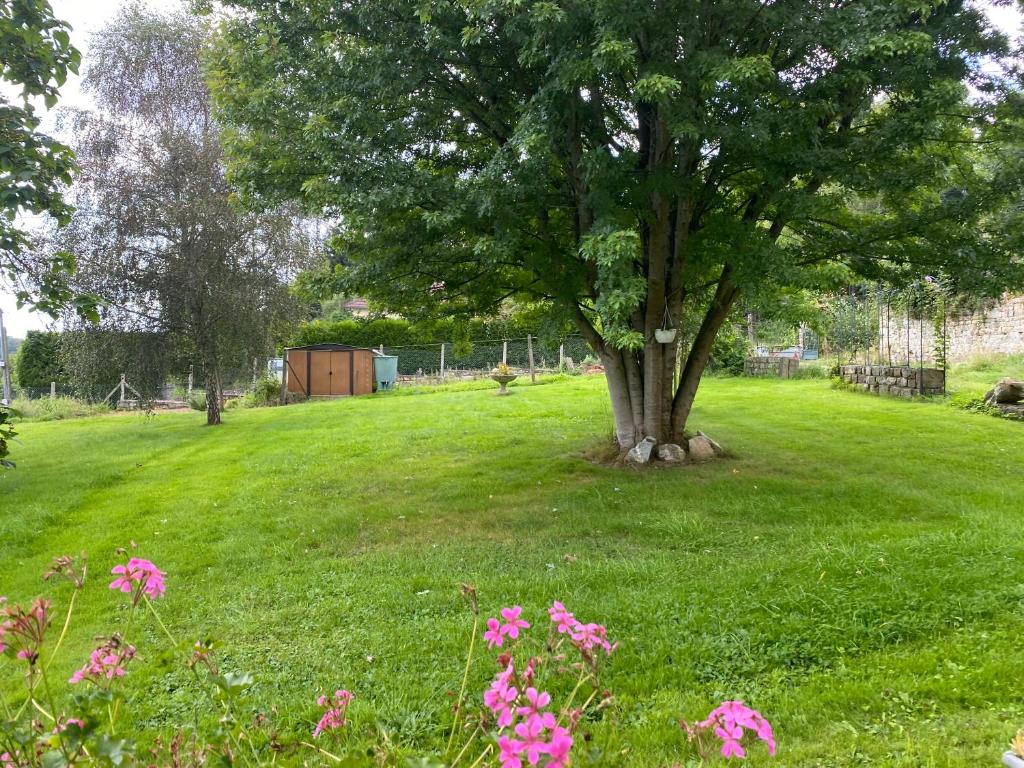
[
  {"left": 688, "top": 436, "right": 716, "bottom": 462},
  {"left": 656, "top": 443, "right": 686, "bottom": 463},
  {"left": 697, "top": 431, "right": 725, "bottom": 455},
  {"left": 625, "top": 436, "right": 657, "bottom": 464},
  {"left": 987, "top": 378, "right": 1024, "bottom": 405}
]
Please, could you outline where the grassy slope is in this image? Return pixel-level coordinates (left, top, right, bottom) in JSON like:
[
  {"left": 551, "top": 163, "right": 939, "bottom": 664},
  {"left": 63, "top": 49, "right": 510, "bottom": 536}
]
[{"left": 2, "top": 376, "right": 1023, "bottom": 766}]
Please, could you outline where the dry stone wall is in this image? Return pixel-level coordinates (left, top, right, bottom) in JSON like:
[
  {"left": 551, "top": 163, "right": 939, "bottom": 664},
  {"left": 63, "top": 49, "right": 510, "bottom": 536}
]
[
  {"left": 839, "top": 364, "right": 945, "bottom": 397},
  {"left": 744, "top": 356, "right": 799, "bottom": 378},
  {"left": 882, "top": 294, "right": 1024, "bottom": 363}
]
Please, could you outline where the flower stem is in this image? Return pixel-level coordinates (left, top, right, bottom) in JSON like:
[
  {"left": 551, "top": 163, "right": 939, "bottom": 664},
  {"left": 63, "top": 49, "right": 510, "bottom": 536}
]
[
  {"left": 446, "top": 613, "right": 479, "bottom": 756},
  {"left": 465, "top": 743, "right": 492, "bottom": 768},
  {"left": 448, "top": 725, "right": 481, "bottom": 768},
  {"left": 44, "top": 587, "right": 79, "bottom": 673},
  {"left": 299, "top": 741, "right": 342, "bottom": 763}
]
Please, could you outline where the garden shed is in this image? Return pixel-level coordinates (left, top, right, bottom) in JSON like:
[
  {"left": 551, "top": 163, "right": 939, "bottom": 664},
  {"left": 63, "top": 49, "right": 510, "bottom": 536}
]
[{"left": 284, "top": 344, "right": 375, "bottom": 398}]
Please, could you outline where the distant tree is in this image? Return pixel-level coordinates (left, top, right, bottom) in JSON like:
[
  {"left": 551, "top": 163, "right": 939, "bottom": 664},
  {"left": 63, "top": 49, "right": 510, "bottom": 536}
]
[
  {"left": 12, "top": 329, "right": 63, "bottom": 390},
  {"left": 49, "top": 5, "right": 313, "bottom": 425},
  {"left": 211, "top": 0, "right": 1023, "bottom": 451}
]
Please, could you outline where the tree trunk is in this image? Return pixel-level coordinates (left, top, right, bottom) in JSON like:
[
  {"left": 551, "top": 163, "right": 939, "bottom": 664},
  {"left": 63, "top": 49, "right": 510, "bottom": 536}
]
[
  {"left": 205, "top": 362, "right": 222, "bottom": 426},
  {"left": 580, "top": 269, "right": 740, "bottom": 452}
]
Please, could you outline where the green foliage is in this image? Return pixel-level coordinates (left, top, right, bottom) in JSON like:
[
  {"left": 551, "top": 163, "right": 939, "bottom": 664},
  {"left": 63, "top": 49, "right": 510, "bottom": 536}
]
[
  {"left": 0, "top": 404, "right": 15, "bottom": 468},
  {"left": 707, "top": 324, "right": 748, "bottom": 375},
  {"left": 8, "top": 394, "right": 108, "bottom": 422},
  {"left": 3, "top": 377, "right": 1024, "bottom": 763},
  {"left": 289, "top": 309, "right": 578, "bottom": 355},
  {"left": 12, "top": 329, "right": 64, "bottom": 390},
  {"left": 0, "top": 0, "right": 97, "bottom": 319}
]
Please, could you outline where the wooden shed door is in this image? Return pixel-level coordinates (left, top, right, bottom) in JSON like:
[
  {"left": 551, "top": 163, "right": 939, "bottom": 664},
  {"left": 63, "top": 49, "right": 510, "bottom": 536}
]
[
  {"left": 310, "top": 351, "right": 332, "bottom": 395},
  {"left": 330, "top": 351, "right": 352, "bottom": 396},
  {"left": 287, "top": 351, "right": 308, "bottom": 395},
  {"left": 355, "top": 350, "right": 374, "bottom": 394}
]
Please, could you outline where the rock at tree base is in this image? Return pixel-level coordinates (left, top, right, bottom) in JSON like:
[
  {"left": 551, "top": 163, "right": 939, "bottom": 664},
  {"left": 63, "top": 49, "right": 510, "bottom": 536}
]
[
  {"left": 626, "top": 436, "right": 657, "bottom": 464},
  {"left": 985, "top": 378, "right": 1024, "bottom": 405},
  {"left": 687, "top": 435, "right": 717, "bottom": 462},
  {"left": 656, "top": 443, "right": 686, "bottom": 463},
  {"left": 696, "top": 431, "right": 724, "bottom": 455}
]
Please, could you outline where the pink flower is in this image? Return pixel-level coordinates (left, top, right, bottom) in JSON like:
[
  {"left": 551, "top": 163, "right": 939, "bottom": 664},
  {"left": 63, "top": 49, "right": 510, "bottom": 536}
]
[
  {"left": 109, "top": 558, "right": 166, "bottom": 601},
  {"left": 570, "top": 622, "right": 612, "bottom": 654},
  {"left": 720, "top": 737, "right": 746, "bottom": 758},
  {"left": 499, "top": 606, "right": 530, "bottom": 640},
  {"left": 69, "top": 642, "right": 136, "bottom": 685},
  {"left": 513, "top": 716, "right": 549, "bottom": 766},
  {"left": 312, "top": 689, "right": 354, "bottom": 738},
  {"left": 548, "top": 601, "right": 576, "bottom": 634},
  {"left": 497, "top": 735, "right": 525, "bottom": 768},
  {"left": 516, "top": 687, "right": 556, "bottom": 730},
  {"left": 484, "top": 617, "right": 504, "bottom": 649},
  {"left": 484, "top": 668, "right": 519, "bottom": 729},
  {"left": 545, "top": 726, "right": 573, "bottom": 768},
  {"left": 691, "top": 700, "right": 776, "bottom": 759}
]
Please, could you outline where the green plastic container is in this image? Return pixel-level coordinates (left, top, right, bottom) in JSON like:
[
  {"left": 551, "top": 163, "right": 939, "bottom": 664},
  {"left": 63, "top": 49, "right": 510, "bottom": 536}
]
[{"left": 373, "top": 355, "right": 399, "bottom": 391}]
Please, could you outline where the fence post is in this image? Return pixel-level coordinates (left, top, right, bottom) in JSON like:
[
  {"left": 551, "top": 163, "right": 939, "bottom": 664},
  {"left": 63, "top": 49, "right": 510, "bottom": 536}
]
[
  {"left": 439, "top": 342, "right": 446, "bottom": 380},
  {"left": 0, "top": 308, "right": 11, "bottom": 405},
  {"left": 559, "top": 343, "right": 564, "bottom": 372},
  {"left": 120, "top": 373, "right": 126, "bottom": 403},
  {"left": 187, "top": 365, "right": 194, "bottom": 401},
  {"left": 50, "top": 381, "right": 56, "bottom": 399},
  {"left": 502, "top": 340, "right": 508, "bottom": 365},
  {"left": 528, "top": 335, "right": 535, "bottom": 383}
]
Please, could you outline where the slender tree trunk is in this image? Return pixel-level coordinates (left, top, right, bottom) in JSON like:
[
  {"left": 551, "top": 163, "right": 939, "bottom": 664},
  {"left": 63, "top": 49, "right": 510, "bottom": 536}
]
[{"left": 205, "top": 363, "right": 222, "bottom": 426}]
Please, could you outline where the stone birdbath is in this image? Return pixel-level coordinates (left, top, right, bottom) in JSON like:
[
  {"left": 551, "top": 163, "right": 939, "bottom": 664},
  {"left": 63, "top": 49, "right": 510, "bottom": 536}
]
[{"left": 491, "top": 373, "right": 517, "bottom": 395}]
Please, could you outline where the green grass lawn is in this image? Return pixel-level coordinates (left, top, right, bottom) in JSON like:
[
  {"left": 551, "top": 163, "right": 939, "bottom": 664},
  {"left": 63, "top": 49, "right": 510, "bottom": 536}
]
[{"left": 2, "top": 376, "right": 1023, "bottom": 766}]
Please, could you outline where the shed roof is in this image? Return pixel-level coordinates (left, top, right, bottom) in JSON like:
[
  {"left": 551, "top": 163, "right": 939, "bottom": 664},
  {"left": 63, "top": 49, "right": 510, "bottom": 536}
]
[{"left": 285, "top": 343, "right": 372, "bottom": 352}]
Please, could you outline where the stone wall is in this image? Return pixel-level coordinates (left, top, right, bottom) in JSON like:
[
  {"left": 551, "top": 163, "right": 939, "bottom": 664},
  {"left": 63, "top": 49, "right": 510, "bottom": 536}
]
[
  {"left": 839, "top": 364, "right": 945, "bottom": 397},
  {"left": 881, "top": 294, "right": 1024, "bottom": 363},
  {"left": 744, "top": 356, "right": 799, "bottom": 378}
]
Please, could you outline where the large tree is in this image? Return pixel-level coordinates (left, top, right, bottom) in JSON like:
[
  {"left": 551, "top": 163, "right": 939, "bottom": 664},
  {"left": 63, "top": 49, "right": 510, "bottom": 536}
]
[
  {"left": 51, "top": 4, "right": 312, "bottom": 425},
  {"left": 210, "top": 0, "right": 1022, "bottom": 450}
]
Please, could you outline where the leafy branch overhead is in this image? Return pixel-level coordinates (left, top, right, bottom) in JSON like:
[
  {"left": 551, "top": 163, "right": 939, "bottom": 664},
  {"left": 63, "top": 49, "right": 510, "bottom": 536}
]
[{"left": 0, "top": 0, "right": 95, "bottom": 319}]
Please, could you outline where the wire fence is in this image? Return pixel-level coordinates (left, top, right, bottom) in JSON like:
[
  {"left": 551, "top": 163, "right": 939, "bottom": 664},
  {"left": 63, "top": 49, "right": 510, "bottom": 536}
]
[
  {"left": 379, "top": 335, "right": 594, "bottom": 379},
  {"left": 9, "top": 335, "right": 598, "bottom": 401}
]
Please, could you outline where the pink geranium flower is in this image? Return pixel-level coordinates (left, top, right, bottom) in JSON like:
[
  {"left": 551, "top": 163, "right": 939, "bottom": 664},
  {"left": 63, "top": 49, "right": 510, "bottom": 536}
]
[
  {"left": 109, "top": 558, "right": 166, "bottom": 601},
  {"left": 484, "top": 667, "right": 519, "bottom": 729},
  {"left": 689, "top": 700, "right": 776, "bottom": 759},
  {"left": 484, "top": 617, "right": 504, "bottom": 649},
  {"left": 516, "top": 687, "right": 556, "bottom": 730},
  {"left": 313, "top": 689, "right": 354, "bottom": 738},
  {"left": 499, "top": 606, "right": 530, "bottom": 640},
  {"left": 545, "top": 726, "right": 573, "bottom": 768},
  {"left": 548, "top": 601, "right": 576, "bottom": 634},
  {"left": 497, "top": 734, "right": 525, "bottom": 768},
  {"left": 69, "top": 641, "right": 136, "bottom": 685},
  {"left": 513, "top": 716, "right": 549, "bottom": 766}
]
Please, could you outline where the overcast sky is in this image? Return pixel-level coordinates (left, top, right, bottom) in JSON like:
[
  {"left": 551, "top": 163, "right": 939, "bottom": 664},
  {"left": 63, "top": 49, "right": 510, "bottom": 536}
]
[{"left": 1, "top": 0, "right": 1021, "bottom": 338}]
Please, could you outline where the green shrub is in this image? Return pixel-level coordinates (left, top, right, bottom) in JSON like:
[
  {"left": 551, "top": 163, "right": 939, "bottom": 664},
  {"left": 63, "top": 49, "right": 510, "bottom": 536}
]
[
  {"left": 9, "top": 396, "right": 110, "bottom": 422},
  {"left": 253, "top": 375, "right": 281, "bottom": 406},
  {"left": 13, "top": 331, "right": 66, "bottom": 390},
  {"left": 188, "top": 393, "right": 207, "bottom": 411},
  {"left": 708, "top": 326, "right": 748, "bottom": 375},
  {"left": 792, "top": 364, "right": 829, "bottom": 380}
]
